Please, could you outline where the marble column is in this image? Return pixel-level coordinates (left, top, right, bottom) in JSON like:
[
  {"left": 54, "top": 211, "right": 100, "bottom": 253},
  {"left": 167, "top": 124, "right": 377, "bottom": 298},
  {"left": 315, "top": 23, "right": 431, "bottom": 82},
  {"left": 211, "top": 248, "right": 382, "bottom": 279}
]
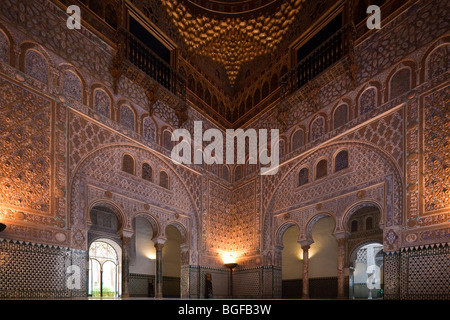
[
  {"left": 121, "top": 234, "right": 132, "bottom": 298},
  {"left": 336, "top": 238, "right": 346, "bottom": 299},
  {"left": 301, "top": 245, "right": 310, "bottom": 299},
  {"left": 154, "top": 242, "right": 165, "bottom": 298}
]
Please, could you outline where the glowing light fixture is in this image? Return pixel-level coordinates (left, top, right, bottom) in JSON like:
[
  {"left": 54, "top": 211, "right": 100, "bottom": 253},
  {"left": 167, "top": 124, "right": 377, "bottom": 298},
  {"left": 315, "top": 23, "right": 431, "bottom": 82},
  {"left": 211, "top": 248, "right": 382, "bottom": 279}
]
[
  {"left": 222, "top": 253, "right": 237, "bottom": 264},
  {"left": 224, "top": 262, "right": 238, "bottom": 299}
]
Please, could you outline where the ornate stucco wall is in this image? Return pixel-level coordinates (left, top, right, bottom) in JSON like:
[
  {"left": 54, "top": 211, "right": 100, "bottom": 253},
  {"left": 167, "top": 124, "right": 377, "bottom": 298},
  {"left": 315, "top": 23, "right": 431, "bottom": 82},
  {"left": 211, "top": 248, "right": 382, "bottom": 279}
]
[{"left": 0, "top": 0, "right": 448, "bottom": 299}]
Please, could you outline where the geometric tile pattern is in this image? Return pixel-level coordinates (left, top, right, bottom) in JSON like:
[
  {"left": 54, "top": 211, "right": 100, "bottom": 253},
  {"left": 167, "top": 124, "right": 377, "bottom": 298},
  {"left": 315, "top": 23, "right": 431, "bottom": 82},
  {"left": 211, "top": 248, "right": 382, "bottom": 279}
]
[
  {"left": 383, "top": 252, "right": 400, "bottom": 300},
  {"left": 400, "top": 244, "right": 450, "bottom": 299},
  {"left": 344, "top": 109, "right": 404, "bottom": 170},
  {"left": 233, "top": 269, "right": 261, "bottom": 298},
  {"left": 0, "top": 0, "right": 449, "bottom": 301},
  {"left": 0, "top": 239, "right": 86, "bottom": 298}
]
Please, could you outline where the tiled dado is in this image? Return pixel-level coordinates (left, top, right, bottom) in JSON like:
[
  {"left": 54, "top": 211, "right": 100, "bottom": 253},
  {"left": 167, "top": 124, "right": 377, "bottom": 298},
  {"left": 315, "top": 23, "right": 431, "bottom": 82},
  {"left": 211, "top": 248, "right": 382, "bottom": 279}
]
[
  {"left": 384, "top": 243, "right": 450, "bottom": 300},
  {"left": 0, "top": 239, "right": 87, "bottom": 298}
]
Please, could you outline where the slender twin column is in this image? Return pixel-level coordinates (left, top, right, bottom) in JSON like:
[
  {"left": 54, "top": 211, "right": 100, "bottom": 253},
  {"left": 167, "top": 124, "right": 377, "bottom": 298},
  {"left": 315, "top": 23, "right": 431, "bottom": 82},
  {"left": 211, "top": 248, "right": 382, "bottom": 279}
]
[
  {"left": 121, "top": 233, "right": 132, "bottom": 298},
  {"left": 299, "top": 240, "right": 313, "bottom": 299},
  {"left": 154, "top": 241, "right": 165, "bottom": 298},
  {"left": 336, "top": 236, "right": 348, "bottom": 299},
  {"left": 301, "top": 245, "right": 310, "bottom": 299},
  {"left": 298, "top": 235, "right": 348, "bottom": 299}
]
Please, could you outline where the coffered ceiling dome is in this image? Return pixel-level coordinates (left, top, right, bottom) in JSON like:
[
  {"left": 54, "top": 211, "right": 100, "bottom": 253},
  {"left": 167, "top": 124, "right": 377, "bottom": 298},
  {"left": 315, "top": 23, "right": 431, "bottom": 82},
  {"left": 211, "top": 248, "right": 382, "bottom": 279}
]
[{"left": 161, "top": 0, "right": 305, "bottom": 86}]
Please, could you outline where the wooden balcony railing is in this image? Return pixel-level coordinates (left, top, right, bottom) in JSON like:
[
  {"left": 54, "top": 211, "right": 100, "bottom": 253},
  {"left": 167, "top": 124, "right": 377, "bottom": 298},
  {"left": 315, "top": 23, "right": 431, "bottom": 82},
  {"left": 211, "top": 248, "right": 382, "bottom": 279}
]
[
  {"left": 280, "top": 24, "right": 354, "bottom": 96},
  {"left": 119, "top": 28, "right": 186, "bottom": 101}
]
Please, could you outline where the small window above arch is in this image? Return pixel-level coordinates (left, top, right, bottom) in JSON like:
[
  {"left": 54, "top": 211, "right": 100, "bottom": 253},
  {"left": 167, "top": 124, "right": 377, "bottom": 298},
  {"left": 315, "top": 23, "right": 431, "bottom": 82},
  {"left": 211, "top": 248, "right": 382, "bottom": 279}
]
[
  {"left": 333, "top": 104, "right": 349, "bottom": 129},
  {"left": 390, "top": 68, "right": 411, "bottom": 100},
  {"left": 142, "top": 163, "right": 153, "bottom": 182},
  {"left": 120, "top": 104, "right": 135, "bottom": 131},
  {"left": 162, "top": 130, "right": 173, "bottom": 150},
  {"left": 292, "top": 129, "right": 304, "bottom": 151},
  {"left": 298, "top": 167, "right": 309, "bottom": 186},
  {"left": 270, "top": 74, "right": 278, "bottom": 92},
  {"left": 334, "top": 150, "right": 349, "bottom": 172},
  {"left": 0, "top": 30, "right": 9, "bottom": 64},
  {"left": 262, "top": 81, "right": 269, "bottom": 99},
  {"left": 25, "top": 49, "right": 48, "bottom": 84},
  {"left": 159, "top": 170, "right": 169, "bottom": 189},
  {"left": 315, "top": 159, "right": 328, "bottom": 179},
  {"left": 122, "top": 154, "right": 135, "bottom": 175}
]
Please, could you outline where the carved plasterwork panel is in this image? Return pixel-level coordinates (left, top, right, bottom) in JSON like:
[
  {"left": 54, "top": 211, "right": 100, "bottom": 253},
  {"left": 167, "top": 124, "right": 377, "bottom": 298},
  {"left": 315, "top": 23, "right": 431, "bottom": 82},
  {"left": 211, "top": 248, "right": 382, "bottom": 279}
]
[
  {"left": 355, "top": 0, "right": 449, "bottom": 85},
  {"left": 422, "top": 85, "right": 450, "bottom": 213},
  {"left": 232, "top": 180, "right": 258, "bottom": 253},
  {"left": 68, "top": 115, "right": 202, "bottom": 250},
  {"left": 207, "top": 181, "right": 233, "bottom": 253},
  {"left": 271, "top": 143, "right": 400, "bottom": 224},
  {"left": 0, "top": 76, "right": 52, "bottom": 214},
  {"left": 262, "top": 141, "right": 402, "bottom": 254}
]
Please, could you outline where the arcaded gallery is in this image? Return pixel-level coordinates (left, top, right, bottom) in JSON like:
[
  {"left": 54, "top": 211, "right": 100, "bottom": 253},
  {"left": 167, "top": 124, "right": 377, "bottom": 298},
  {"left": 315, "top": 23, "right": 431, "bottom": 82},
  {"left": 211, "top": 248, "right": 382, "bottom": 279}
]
[{"left": 0, "top": 0, "right": 448, "bottom": 301}]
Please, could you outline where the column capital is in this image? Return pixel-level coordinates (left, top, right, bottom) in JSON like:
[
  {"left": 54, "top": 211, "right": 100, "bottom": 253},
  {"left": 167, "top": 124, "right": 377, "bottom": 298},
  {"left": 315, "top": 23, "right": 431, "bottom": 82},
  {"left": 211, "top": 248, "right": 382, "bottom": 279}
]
[
  {"left": 121, "top": 229, "right": 134, "bottom": 240},
  {"left": 154, "top": 240, "right": 165, "bottom": 251},
  {"left": 120, "top": 230, "right": 134, "bottom": 245},
  {"left": 298, "top": 239, "right": 314, "bottom": 248},
  {"left": 333, "top": 231, "right": 350, "bottom": 241}
]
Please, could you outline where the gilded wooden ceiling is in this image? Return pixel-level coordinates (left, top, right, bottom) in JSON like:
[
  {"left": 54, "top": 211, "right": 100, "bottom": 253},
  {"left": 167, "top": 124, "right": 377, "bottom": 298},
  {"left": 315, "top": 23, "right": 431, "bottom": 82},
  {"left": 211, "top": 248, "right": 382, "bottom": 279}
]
[{"left": 160, "top": 0, "right": 305, "bottom": 86}]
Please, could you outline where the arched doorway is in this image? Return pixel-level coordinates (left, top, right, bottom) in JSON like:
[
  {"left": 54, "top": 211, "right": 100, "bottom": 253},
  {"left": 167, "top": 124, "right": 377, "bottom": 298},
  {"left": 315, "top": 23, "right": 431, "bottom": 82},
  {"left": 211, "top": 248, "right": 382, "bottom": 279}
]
[
  {"left": 308, "top": 216, "right": 338, "bottom": 299},
  {"left": 346, "top": 204, "right": 384, "bottom": 299},
  {"left": 281, "top": 224, "right": 302, "bottom": 298},
  {"left": 129, "top": 215, "right": 158, "bottom": 297},
  {"left": 87, "top": 204, "right": 123, "bottom": 298},
  {"left": 349, "top": 242, "right": 384, "bottom": 299},
  {"left": 162, "top": 225, "right": 182, "bottom": 298},
  {"left": 88, "top": 240, "right": 121, "bottom": 297}
]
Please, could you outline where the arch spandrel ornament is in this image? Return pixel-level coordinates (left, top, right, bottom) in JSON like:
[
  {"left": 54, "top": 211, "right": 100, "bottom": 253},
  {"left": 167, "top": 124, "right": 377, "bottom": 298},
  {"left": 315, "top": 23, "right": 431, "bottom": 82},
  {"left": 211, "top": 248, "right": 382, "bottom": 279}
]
[
  {"left": 68, "top": 144, "right": 200, "bottom": 252},
  {"left": 304, "top": 212, "right": 336, "bottom": 243},
  {"left": 274, "top": 220, "right": 301, "bottom": 248},
  {"left": 263, "top": 141, "right": 403, "bottom": 255},
  {"left": 132, "top": 211, "right": 162, "bottom": 240},
  {"left": 341, "top": 201, "right": 385, "bottom": 234},
  {"left": 165, "top": 220, "right": 189, "bottom": 247},
  {"left": 87, "top": 199, "right": 127, "bottom": 233}
]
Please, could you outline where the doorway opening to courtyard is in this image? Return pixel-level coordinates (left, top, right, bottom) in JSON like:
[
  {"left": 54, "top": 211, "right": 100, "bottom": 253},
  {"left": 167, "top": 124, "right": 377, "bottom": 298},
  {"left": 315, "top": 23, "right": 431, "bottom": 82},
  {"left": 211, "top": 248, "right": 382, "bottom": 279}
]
[
  {"left": 349, "top": 242, "right": 384, "bottom": 299},
  {"left": 88, "top": 239, "right": 121, "bottom": 297},
  {"left": 346, "top": 203, "right": 384, "bottom": 299}
]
